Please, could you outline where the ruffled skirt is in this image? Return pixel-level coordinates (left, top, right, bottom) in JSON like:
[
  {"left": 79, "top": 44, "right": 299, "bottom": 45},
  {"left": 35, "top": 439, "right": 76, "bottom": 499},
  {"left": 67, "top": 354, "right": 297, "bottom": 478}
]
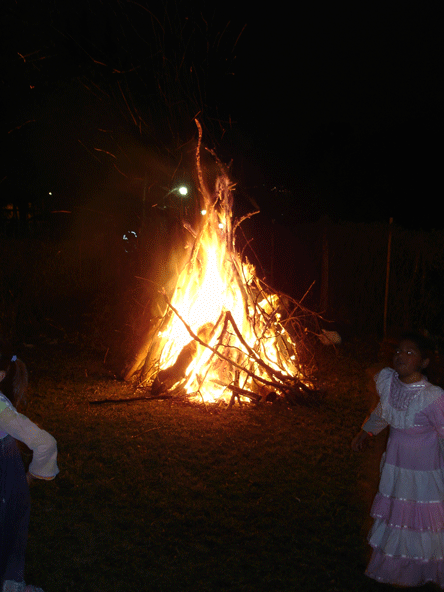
[{"left": 367, "top": 467, "right": 444, "bottom": 587}]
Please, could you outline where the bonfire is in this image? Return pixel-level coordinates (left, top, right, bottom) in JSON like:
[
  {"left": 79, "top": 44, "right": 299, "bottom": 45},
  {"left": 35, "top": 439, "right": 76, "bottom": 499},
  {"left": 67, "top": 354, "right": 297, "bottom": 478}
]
[{"left": 123, "top": 122, "right": 318, "bottom": 407}]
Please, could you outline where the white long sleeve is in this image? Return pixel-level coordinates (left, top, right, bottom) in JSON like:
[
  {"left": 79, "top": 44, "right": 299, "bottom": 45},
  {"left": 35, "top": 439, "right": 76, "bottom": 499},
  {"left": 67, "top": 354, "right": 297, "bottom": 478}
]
[
  {"left": 362, "top": 402, "right": 389, "bottom": 435},
  {"left": 0, "top": 406, "right": 59, "bottom": 479}
]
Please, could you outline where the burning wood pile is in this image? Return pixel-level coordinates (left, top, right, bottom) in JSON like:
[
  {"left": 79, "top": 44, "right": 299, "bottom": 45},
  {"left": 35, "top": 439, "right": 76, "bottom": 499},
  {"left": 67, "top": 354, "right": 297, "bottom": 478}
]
[{"left": 123, "top": 124, "right": 318, "bottom": 406}]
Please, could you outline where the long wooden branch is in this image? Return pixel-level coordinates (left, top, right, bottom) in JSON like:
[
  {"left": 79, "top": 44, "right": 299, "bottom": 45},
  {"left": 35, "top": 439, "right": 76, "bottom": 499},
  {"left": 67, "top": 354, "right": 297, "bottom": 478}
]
[
  {"left": 89, "top": 394, "right": 171, "bottom": 405},
  {"left": 224, "top": 311, "right": 290, "bottom": 383}
]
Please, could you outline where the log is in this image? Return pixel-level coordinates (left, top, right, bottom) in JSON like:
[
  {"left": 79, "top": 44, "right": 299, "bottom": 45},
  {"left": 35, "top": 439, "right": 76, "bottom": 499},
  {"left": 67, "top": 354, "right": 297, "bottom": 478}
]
[{"left": 151, "top": 340, "right": 197, "bottom": 396}]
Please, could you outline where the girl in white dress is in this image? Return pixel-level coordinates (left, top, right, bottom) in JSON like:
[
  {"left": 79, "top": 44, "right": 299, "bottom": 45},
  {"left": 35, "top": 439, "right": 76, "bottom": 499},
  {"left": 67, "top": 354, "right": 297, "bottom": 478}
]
[{"left": 352, "top": 333, "right": 444, "bottom": 587}]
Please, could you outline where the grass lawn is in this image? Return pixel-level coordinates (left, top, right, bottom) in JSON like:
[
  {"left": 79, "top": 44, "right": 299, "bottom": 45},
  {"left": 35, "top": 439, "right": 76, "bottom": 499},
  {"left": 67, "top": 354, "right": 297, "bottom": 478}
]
[{"left": 19, "top": 339, "right": 398, "bottom": 592}]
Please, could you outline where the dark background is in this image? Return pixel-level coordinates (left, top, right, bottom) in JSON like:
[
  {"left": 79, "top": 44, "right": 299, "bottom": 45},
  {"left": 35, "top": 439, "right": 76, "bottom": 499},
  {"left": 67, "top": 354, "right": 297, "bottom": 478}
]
[
  {"left": 1, "top": 1, "right": 443, "bottom": 345},
  {"left": 2, "top": 1, "right": 442, "bottom": 230}
]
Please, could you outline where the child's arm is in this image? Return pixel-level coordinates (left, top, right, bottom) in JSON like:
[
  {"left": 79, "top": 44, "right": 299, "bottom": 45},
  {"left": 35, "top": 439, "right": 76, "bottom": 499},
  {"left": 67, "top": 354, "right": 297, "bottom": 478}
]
[
  {"left": 351, "top": 429, "right": 371, "bottom": 451},
  {"left": 0, "top": 407, "right": 59, "bottom": 479},
  {"left": 352, "top": 401, "right": 389, "bottom": 452}
]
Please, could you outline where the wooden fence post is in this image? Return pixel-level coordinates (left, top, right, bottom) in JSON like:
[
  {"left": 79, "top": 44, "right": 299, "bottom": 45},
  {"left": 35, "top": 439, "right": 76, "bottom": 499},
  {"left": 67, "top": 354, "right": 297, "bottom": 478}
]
[
  {"left": 383, "top": 217, "right": 393, "bottom": 338},
  {"left": 320, "top": 217, "right": 329, "bottom": 313}
]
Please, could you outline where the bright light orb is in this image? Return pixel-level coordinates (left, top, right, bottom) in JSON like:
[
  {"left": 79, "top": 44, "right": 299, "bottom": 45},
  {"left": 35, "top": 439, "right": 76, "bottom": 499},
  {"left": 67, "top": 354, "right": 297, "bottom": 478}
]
[{"left": 178, "top": 186, "right": 188, "bottom": 196}]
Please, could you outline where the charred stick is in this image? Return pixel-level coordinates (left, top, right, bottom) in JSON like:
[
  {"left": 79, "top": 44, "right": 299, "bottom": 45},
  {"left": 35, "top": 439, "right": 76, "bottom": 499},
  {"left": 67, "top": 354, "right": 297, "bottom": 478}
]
[
  {"left": 195, "top": 119, "right": 207, "bottom": 207},
  {"left": 226, "top": 384, "right": 260, "bottom": 402},
  {"left": 224, "top": 311, "right": 290, "bottom": 384},
  {"left": 233, "top": 210, "right": 260, "bottom": 235},
  {"left": 229, "top": 255, "right": 251, "bottom": 318},
  {"left": 227, "top": 369, "right": 241, "bottom": 409}
]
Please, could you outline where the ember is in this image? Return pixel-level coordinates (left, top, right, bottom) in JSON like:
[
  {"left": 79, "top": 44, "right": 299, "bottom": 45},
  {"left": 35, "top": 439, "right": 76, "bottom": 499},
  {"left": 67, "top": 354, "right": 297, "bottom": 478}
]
[{"left": 124, "top": 121, "right": 318, "bottom": 406}]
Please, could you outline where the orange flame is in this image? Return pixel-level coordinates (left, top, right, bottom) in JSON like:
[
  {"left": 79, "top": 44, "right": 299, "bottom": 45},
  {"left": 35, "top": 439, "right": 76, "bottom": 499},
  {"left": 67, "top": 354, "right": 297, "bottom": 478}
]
[{"left": 152, "top": 166, "right": 302, "bottom": 404}]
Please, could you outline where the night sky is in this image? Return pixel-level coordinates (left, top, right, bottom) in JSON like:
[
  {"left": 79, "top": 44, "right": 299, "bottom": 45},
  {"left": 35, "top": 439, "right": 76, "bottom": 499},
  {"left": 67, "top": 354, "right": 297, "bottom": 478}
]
[
  {"left": 1, "top": 2, "right": 443, "bottom": 230},
  {"left": 230, "top": 5, "right": 443, "bottom": 227}
]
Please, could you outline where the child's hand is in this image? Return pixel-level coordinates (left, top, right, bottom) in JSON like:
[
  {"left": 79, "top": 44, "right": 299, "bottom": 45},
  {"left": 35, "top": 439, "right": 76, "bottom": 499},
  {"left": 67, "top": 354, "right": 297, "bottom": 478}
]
[{"left": 351, "top": 430, "right": 370, "bottom": 452}]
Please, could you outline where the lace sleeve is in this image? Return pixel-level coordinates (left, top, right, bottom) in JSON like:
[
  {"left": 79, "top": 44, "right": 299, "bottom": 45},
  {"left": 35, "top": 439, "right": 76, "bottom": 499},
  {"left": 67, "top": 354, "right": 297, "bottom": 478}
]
[{"left": 362, "top": 402, "right": 389, "bottom": 435}]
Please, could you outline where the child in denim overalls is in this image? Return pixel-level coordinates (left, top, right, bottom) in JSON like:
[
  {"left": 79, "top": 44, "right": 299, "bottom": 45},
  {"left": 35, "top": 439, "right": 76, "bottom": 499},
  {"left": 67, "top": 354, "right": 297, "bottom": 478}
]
[{"left": 0, "top": 345, "right": 59, "bottom": 592}]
